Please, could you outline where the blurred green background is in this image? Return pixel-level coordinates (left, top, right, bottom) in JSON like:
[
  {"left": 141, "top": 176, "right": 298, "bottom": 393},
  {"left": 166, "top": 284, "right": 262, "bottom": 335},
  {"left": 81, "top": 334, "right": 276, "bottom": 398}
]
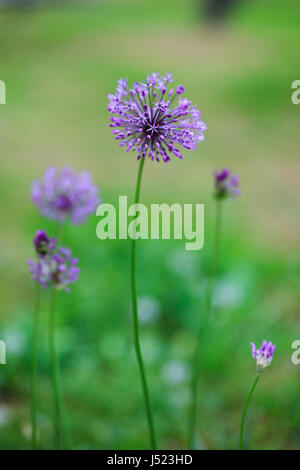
[{"left": 0, "top": 0, "right": 299, "bottom": 450}]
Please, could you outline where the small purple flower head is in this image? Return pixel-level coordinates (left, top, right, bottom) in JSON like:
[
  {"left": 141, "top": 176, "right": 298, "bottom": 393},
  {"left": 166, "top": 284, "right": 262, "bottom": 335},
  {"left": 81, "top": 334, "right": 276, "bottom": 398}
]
[
  {"left": 51, "top": 247, "right": 80, "bottom": 291},
  {"left": 176, "top": 85, "right": 185, "bottom": 95},
  {"left": 250, "top": 340, "right": 276, "bottom": 373},
  {"left": 108, "top": 72, "right": 207, "bottom": 163},
  {"left": 33, "top": 229, "right": 56, "bottom": 258},
  {"left": 213, "top": 168, "right": 241, "bottom": 199},
  {"left": 31, "top": 167, "right": 100, "bottom": 225},
  {"left": 28, "top": 246, "right": 79, "bottom": 292}
]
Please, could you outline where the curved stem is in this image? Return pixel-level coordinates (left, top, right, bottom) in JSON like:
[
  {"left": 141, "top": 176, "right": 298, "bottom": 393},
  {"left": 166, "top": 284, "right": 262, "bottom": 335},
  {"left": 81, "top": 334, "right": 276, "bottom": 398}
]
[
  {"left": 31, "top": 283, "right": 41, "bottom": 450},
  {"left": 131, "top": 157, "right": 157, "bottom": 449},
  {"left": 188, "top": 199, "right": 223, "bottom": 449},
  {"left": 48, "top": 288, "right": 62, "bottom": 449},
  {"left": 239, "top": 375, "right": 260, "bottom": 450}
]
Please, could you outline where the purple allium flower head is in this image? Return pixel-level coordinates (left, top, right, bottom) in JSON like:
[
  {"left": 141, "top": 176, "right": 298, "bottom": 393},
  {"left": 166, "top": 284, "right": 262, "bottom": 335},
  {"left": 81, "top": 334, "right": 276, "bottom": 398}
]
[
  {"left": 33, "top": 229, "right": 56, "bottom": 258},
  {"left": 108, "top": 73, "right": 207, "bottom": 163},
  {"left": 28, "top": 246, "right": 79, "bottom": 292},
  {"left": 250, "top": 340, "right": 276, "bottom": 373},
  {"left": 176, "top": 85, "right": 185, "bottom": 95},
  {"left": 31, "top": 167, "right": 100, "bottom": 224},
  {"left": 213, "top": 168, "right": 241, "bottom": 199}
]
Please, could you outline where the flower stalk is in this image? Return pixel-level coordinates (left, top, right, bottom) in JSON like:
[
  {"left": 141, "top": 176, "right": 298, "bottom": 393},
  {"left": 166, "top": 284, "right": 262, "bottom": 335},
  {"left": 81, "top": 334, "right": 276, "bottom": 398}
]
[
  {"left": 131, "top": 157, "right": 157, "bottom": 449},
  {"left": 205, "top": 198, "right": 222, "bottom": 316},
  {"left": 31, "top": 282, "right": 41, "bottom": 449},
  {"left": 239, "top": 375, "right": 260, "bottom": 450},
  {"left": 57, "top": 221, "right": 64, "bottom": 246},
  {"left": 108, "top": 73, "right": 207, "bottom": 450},
  {"left": 188, "top": 168, "right": 240, "bottom": 449},
  {"left": 48, "top": 287, "right": 62, "bottom": 449},
  {"left": 188, "top": 198, "right": 223, "bottom": 449},
  {"left": 239, "top": 340, "right": 275, "bottom": 449}
]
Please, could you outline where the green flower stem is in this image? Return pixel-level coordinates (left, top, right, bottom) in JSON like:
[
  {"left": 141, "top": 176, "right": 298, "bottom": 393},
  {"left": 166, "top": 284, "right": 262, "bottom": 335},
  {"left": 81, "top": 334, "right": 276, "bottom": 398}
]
[
  {"left": 57, "top": 221, "right": 65, "bottom": 246},
  {"left": 239, "top": 375, "right": 260, "bottom": 450},
  {"left": 131, "top": 157, "right": 157, "bottom": 450},
  {"left": 188, "top": 324, "right": 204, "bottom": 450},
  {"left": 48, "top": 287, "right": 62, "bottom": 449},
  {"left": 188, "top": 198, "right": 223, "bottom": 449},
  {"left": 31, "top": 282, "right": 41, "bottom": 450},
  {"left": 56, "top": 219, "right": 73, "bottom": 450},
  {"left": 205, "top": 198, "right": 222, "bottom": 316}
]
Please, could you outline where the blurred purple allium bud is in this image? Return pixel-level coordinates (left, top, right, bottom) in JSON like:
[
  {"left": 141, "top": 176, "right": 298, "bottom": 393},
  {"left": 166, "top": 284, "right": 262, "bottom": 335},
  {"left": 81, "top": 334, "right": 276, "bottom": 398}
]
[
  {"left": 250, "top": 340, "right": 276, "bottom": 373},
  {"left": 213, "top": 168, "right": 241, "bottom": 199},
  {"left": 31, "top": 167, "right": 100, "bottom": 225},
  {"left": 33, "top": 229, "right": 56, "bottom": 258},
  {"left": 28, "top": 246, "right": 79, "bottom": 292},
  {"left": 176, "top": 85, "right": 185, "bottom": 95},
  {"left": 107, "top": 72, "right": 207, "bottom": 163}
]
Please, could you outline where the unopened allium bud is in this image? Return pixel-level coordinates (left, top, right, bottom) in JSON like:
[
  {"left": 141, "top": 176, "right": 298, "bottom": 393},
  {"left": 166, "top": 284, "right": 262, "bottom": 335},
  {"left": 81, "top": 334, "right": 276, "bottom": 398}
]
[
  {"left": 213, "top": 168, "right": 241, "bottom": 199},
  {"left": 176, "top": 85, "right": 185, "bottom": 95},
  {"left": 33, "top": 229, "right": 56, "bottom": 258},
  {"left": 250, "top": 340, "right": 276, "bottom": 374}
]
